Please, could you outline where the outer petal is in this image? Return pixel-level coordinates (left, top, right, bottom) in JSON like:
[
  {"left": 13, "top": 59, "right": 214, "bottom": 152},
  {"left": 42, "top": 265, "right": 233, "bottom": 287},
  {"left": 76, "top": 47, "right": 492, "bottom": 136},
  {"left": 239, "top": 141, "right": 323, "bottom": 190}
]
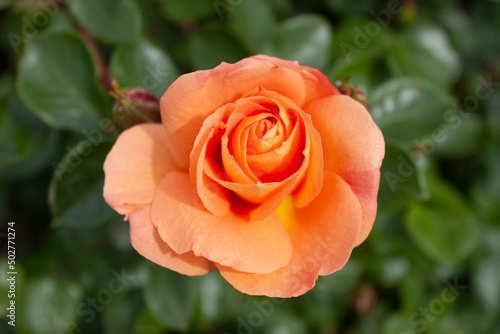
[
  {"left": 151, "top": 171, "right": 293, "bottom": 275},
  {"left": 252, "top": 55, "right": 340, "bottom": 103},
  {"left": 305, "top": 95, "right": 385, "bottom": 246},
  {"left": 161, "top": 57, "right": 307, "bottom": 169},
  {"left": 218, "top": 171, "right": 362, "bottom": 297},
  {"left": 103, "top": 124, "right": 178, "bottom": 217},
  {"left": 342, "top": 169, "right": 381, "bottom": 245},
  {"left": 305, "top": 95, "right": 384, "bottom": 173},
  {"left": 129, "top": 206, "right": 215, "bottom": 276}
]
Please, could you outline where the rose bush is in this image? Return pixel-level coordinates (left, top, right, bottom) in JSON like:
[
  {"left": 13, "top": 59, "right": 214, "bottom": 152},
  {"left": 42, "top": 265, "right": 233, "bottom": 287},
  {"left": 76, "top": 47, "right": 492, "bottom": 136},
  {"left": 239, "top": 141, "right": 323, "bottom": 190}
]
[{"left": 103, "top": 55, "right": 384, "bottom": 297}]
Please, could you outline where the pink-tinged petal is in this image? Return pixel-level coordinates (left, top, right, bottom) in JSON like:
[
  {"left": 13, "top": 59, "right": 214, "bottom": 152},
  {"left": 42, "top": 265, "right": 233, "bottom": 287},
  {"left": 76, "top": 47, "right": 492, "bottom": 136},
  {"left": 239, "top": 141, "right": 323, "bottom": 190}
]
[
  {"left": 129, "top": 206, "right": 215, "bottom": 276},
  {"left": 218, "top": 171, "right": 362, "bottom": 297},
  {"left": 342, "top": 169, "right": 381, "bottom": 246},
  {"left": 103, "top": 123, "right": 178, "bottom": 218},
  {"left": 151, "top": 171, "right": 293, "bottom": 274},
  {"left": 305, "top": 95, "right": 384, "bottom": 245},
  {"left": 161, "top": 58, "right": 306, "bottom": 169}
]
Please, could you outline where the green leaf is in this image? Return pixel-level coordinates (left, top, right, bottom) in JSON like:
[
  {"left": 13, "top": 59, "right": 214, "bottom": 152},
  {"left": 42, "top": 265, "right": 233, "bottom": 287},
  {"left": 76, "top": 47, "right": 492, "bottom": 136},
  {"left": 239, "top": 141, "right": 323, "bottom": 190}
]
[
  {"left": 378, "top": 144, "right": 423, "bottom": 213},
  {"left": 17, "top": 31, "right": 109, "bottom": 132},
  {"left": 0, "top": 183, "right": 5, "bottom": 221},
  {"left": 68, "top": 0, "right": 142, "bottom": 44},
  {"left": 434, "top": 114, "right": 481, "bottom": 158},
  {"left": 161, "top": 0, "right": 214, "bottom": 23},
  {"left": 382, "top": 313, "right": 418, "bottom": 334},
  {"left": 110, "top": 39, "right": 180, "bottom": 99},
  {"left": 45, "top": 11, "right": 75, "bottom": 34},
  {"left": 438, "top": 8, "right": 479, "bottom": 55},
  {"left": 261, "top": 308, "right": 308, "bottom": 334},
  {"left": 370, "top": 77, "right": 454, "bottom": 151},
  {"left": 473, "top": 255, "right": 500, "bottom": 316},
  {"left": 1, "top": 75, "right": 60, "bottom": 177},
  {"left": 144, "top": 266, "right": 196, "bottom": 331},
  {"left": 195, "top": 272, "right": 228, "bottom": 323},
  {"left": 328, "top": 52, "right": 379, "bottom": 93},
  {"left": 103, "top": 289, "right": 144, "bottom": 334},
  {"left": 264, "top": 14, "right": 332, "bottom": 70},
  {"left": 485, "top": 91, "right": 500, "bottom": 133},
  {"left": 0, "top": 12, "right": 25, "bottom": 54},
  {"left": 0, "top": 104, "right": 31, "bottom": 169},
  {"left": 372, "top": 257, "right": 411, "bottom": 287},
  {"left": 228, "top": 0, "right": 275, "bottom": 50},
  {"left": 189, "top": 24, "right": 249, "bottom": 70},
  {"left": 49, "top": 137, "right": 119, "bottom": 228},
  {"left": 405, "top": 175, "right": 477, "bottom": 263},
  {"left": 387, "top": 25, "right": 460, "bottom": 90},
  {"left": 23, "top": 277, "right": 82, "bottom": 334},
  {"left": 0, "top": 96, "right": 61, "bottom": 178},
  {"left": 472, "top": 143, "right": 500, "bottom": 225},
  {"left": 316, "top": 259, "right": 363, "bottom": 295},
  {"left": 0, "top": 0, "right": 12, "bottom": 10},
  {"left": 324, "top": 0, "right": 376, "bottom": 16},
  {"left": 133, "top": 305, "right": 166, "bottom": 334},
  {"left": 331, "top": 18, "right": 390, "bottom": 61},
  {"left": 399, "top": 272, "right": 425, "bottom": 314},
  {"left": 0, "top": 74, "right": 14, "bottom": 99}
]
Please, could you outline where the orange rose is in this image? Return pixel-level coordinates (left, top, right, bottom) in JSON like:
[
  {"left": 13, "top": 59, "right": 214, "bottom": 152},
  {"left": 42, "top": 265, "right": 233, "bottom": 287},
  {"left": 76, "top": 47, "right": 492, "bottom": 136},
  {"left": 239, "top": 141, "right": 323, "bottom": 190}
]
[{"left": 103, "top": 55, "right": 384, "bottom": 297}]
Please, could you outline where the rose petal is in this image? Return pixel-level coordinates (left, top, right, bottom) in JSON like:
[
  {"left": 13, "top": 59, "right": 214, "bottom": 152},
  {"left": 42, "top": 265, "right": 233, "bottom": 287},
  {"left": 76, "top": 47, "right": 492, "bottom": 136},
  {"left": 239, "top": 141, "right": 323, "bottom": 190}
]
[
  {"left": 305, "top": 95, "right": 384, "bottom": 246},
  {"left": 151, "top": 171, "right": 293, "bottom": 274},
  {"left": 103, "top": 124, "right": 178, "bottom": 217},
  {"left": 207, "top": 173, "right": 299, "bottom": 221},
  {"left": 252, "top": 55, "right": 340, "bottom": 103},
  {"left": 161, "top": 57, "right": 307, "bottom": 169},
  {"left": 191, "top": 92, "right": 321, "bottom": 220},
  {"left": 246, "top": 119, "right": 302, "bottom": 182},
  {"left": 249, "top": 90, "right": 324, "bottom": 208},
  {"left": 227, "top": 96, "right": 289, "bottom": 182},
  {"left": 129, "top": 206, "right": 215, "bottom": 276},
  {"left": 342, "top": 169, "right": 381, "bottom": 246},
  {"left": 190, "top": 103, "right": 235, "bottom": 216},
  {"left": 305, "top": 95, "right": 384, "bottom": 173},
  {"left": 218, "top": 171, "right": 362, "bottom": 297},
  {"left": 290, "top": 112, "right": 324, "bottom": 208},
  {"left": 198, "top": 125, "right": 233, "bottom": 216},
  {"left": 225, "top": 109, "right": 277, "bottom": 182}
]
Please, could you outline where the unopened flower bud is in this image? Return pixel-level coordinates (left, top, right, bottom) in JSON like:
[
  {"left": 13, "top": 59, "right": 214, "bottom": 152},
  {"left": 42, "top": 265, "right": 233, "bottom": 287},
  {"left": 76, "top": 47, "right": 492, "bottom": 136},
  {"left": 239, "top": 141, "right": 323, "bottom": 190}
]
[
  {"left": 334, "top": 77, "right": 370, "bottom": 110},
  {"left": 109, "top": 82, "right": 161, "bottom": 131}
]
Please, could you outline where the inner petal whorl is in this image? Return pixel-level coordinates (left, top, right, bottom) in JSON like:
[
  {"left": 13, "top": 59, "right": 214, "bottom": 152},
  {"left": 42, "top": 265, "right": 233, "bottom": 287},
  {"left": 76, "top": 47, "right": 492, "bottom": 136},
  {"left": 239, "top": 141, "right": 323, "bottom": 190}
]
[
  {"left": 257, "top": 117, "right": 277, "bottom": 138},
  {"left": 247, "top": 116, "right": 284, "bottom": 155}
]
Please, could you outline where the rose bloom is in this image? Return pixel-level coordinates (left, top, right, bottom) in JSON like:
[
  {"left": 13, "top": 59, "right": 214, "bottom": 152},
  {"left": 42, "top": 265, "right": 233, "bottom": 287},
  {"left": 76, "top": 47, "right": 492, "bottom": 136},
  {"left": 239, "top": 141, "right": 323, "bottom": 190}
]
[{"left": 103, "top": 55, "right": 384, "bottom": 297}]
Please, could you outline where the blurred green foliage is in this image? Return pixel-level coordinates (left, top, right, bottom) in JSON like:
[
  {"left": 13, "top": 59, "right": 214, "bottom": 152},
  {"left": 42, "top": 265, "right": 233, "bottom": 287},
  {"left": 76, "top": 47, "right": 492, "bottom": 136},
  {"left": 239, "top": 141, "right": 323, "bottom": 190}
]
[{"left": 0, "top": 0, "right": 499, "bottom": 333}]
